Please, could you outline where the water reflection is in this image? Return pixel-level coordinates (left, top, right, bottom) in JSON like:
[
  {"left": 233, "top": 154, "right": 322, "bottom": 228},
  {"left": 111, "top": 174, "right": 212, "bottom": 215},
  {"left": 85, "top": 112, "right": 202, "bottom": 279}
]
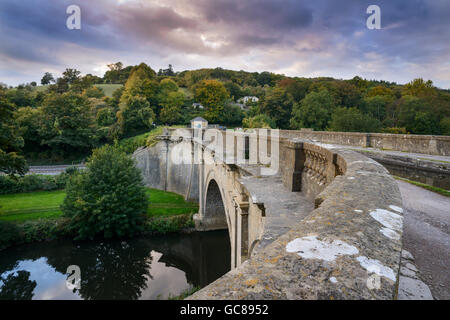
[{"left": 0, "top": 231, "right": 230, "bottom": 300}]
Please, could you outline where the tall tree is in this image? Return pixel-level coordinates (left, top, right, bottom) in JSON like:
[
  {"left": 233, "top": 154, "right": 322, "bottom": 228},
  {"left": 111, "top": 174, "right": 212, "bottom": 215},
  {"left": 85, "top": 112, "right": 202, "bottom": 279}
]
[
  {"left": 41, "top": 72, "right": 55, "bottom": 85},
  {"left": 0, "top": 89, "right": 27, "bottom": 175},
  {"left": 195, "top": 80, "right": 229, "bottom": 123},
  {"left": 62, "top": 68, "right": 82, "bottom": 84},
  {"left": 39, "top": 92, "right": 97, "bottom": 156},
  {"left": 260, "top": 86, "right": 293, "bottom": 129},
  {"left": 290, "top": 89, "right": 335, "bottom": 130}
]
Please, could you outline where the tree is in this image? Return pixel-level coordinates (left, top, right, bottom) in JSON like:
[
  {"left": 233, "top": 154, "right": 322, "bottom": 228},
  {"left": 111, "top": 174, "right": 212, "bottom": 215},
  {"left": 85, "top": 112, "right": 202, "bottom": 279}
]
[
  {"left": 62, "top": 145, "right": 148, "bottom": 240},
  {"left": 15, "top": 106, "right": 44, "bottom": 153},
  {"left": 39, "top": 92, "right": 97, "bottom": 156},
  {"left": 195, "top": 80, "right": 229, "bottom": 123},
  {"left": 117, "top": 96, "right": 155, "bottom": 136},
  {"left": 329, "top": 107, "right": 381, "bottom": 132},
  {"left": 121, "top": 63, "right": 159, "bottom": 110},
  {"left": 363, "top": 95, "right": 389, "bottom": 121},
  {"left": 224, "top": 82, "right": 243, "bottom": 101},
  {"left": 402, "top": 78, "right": 435, "bottom": 98},
  {"left": 158, "top": 64, "right": 175, "bottom": 76},
  {"left": 96, "top": 107, "right": 116, "bottom": 127},
  {"left": 396, "top": 95, "right": 435, "bottom": 134},
  {"left": 159, "top": 91, "right": 184, "bottom": 125},
  {"left": 83, "top": 86, "right": 105, "bottom": 98},
  {"left": 41, "top": 72, "right": 55, "bottom": 85},
  {"left": 62, "top": 68, "right": 82, "bottom": 84},
  {"left": 48, "top": 77, "right": 69, "bottom": 94},
  {"left": 0, "top": 90, "right": 28, "bottom": 175},
  {"left": 259, "top": 86, "right": 293, "bottom": 129},
  {"left": 290, "top": 89, "right": 335, "bottom": 130},
  {"left": 242, "top": 114, "right": 275, "bottom": 129},
  {"left": 0, "top": 271, "right": 37, "bottom": 300}
]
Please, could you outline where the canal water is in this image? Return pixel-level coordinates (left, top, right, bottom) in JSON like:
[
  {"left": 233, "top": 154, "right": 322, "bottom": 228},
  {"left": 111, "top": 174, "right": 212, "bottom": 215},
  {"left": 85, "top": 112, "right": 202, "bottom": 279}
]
[{"left": 0, "top": 231, "right": 230, "bottom": 300}]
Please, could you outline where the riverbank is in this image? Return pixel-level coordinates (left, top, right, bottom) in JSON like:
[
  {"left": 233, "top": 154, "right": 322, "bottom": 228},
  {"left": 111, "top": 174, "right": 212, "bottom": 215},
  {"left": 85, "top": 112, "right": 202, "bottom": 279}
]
[{"left": 0, "top": 188, "right": 198, "bottom": 251}]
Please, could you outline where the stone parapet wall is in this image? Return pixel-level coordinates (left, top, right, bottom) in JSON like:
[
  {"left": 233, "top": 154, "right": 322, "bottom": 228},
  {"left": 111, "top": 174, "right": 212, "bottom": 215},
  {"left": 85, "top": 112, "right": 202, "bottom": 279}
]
[
  {"left": 189, "top": 141, "right": 404, "bottom": 300},
  {"left": 279, "top": 130, "right": 450, "bottom": 156}
]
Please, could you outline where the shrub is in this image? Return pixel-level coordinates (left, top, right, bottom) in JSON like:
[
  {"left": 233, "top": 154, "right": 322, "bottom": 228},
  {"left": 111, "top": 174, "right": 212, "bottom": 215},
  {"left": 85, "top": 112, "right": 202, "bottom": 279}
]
[
  {"left": 145, "top": 214, "right": 194, "bottom": 234},
  {"left": 0, "top": 171, "right": 73, "bottom": 195},
  {"left": 61, "top": 145, "right": 148, "bottom": 240},
  {"left": 0, "top": 219, "right": 73, "bottom": 251},
  {"left": 0, "top": 221, "right": 20, "bottom": 250}
]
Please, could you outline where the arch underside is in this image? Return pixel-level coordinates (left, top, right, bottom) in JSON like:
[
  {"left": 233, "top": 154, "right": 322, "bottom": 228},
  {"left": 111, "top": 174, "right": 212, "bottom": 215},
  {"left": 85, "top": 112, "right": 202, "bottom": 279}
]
[{"left": 204, "top": 179, "right": 228, "bottom": 231}]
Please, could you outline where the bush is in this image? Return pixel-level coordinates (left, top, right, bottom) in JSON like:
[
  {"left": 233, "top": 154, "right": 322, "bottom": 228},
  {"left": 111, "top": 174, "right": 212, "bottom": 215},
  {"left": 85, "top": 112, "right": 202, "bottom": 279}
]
[
  {"left": 0, "top": 171, "right": 74, "bottom": 195},
  {"left": 61, "top": 145, "right": 148, "bottom": 240},
  {"left": 329, "top": 107, "right": 381, "bottom": 133},
  {"left": 0, "top": 219, "right": 73, "bottom": 251},
  {"left": 0, "top": 221, "right": 20, "bottom": 250},
  {"left": 144, "top": 214, "right": 194, "bottom": 234}
]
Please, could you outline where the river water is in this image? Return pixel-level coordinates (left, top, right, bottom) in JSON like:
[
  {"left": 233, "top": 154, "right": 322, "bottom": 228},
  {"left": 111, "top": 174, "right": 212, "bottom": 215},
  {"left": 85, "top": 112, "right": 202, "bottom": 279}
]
[{"left": 0, "top": 231, "right": 230, "bottom": 300}]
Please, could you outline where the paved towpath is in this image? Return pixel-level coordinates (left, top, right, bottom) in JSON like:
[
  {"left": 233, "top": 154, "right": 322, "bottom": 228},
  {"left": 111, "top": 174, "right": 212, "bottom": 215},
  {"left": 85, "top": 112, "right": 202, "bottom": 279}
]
[
  {"left": 397, "top": 180, "right": 449, "bottom": 300},
  {"left": 28, "top": 164, "right": 86, "bottom": 175}
]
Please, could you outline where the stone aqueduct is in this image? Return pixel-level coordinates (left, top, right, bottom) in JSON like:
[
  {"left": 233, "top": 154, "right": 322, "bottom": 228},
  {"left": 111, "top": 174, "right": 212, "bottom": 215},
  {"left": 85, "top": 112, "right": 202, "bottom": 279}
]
[{"left": 133, "top": 128, "right": 450, "bottom": 299}]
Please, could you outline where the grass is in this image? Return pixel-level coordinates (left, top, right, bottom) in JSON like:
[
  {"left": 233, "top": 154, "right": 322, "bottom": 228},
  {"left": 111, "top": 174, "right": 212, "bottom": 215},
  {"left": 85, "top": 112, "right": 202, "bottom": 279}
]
[
  {"left": 0, "top": 188, "right": 198, "bottom": 223},
  {"left": 93, "top": 84, "right": 123, "bottom": 97},
  {"left": 0, "top": 190, "right": 66, "bottom": 222},
  {"left": 394, "top": 176, "right": 450, "bottom": 197},
  {"left": 32, "top": 84, "right": 122, "bottom": 97},
  {"left": 417, "top": 158, "right": 450, "bottom": 164}
]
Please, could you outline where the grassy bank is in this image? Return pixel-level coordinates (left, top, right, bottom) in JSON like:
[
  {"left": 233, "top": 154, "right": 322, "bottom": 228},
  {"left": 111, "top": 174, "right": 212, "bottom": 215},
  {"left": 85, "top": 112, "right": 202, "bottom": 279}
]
[
  {"left": 394, "top": 176, "right": 450, "bottom": 197},
  {"left": 0, "top": 188, "right": 198, "bottom": 222},
  {"left": 0, "top": 188, "right": 198, "bottom": 250}
]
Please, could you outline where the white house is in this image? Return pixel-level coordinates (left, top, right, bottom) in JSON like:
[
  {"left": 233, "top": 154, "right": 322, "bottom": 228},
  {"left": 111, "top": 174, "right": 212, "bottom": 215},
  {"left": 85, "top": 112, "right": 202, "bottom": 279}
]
[
  {"left": 239, "top": 96, "right": 259, "bottom": 105},
  {"left": 192, "top": 103, "right": 204, "bottom": 109},
  {"left": 191, "top": 117, "right": 208, "bottom": 129}
]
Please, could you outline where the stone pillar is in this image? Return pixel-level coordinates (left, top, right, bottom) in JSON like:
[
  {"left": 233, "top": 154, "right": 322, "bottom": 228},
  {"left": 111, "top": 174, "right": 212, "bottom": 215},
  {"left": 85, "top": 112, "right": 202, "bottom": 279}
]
[
  {"left": 365, "top": 133, "right": 372, "bottom": 147},
  {"left": 282, "top": 140, "right": 305, "bottom": 192},
  {"left": 237, "top": 201, "right": 249, "bottom": 265}
]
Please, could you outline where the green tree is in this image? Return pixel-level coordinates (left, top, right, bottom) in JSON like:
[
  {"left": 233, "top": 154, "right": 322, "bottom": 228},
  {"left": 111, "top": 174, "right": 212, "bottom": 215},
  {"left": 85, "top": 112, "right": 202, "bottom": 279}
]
[
  {"left": 48, "top": 78, "right": 69, "bottom": 94},
  {"left": 363, "top": 95, "right": 390, "bottom": 121},
  {"left": 224, "top": 82, "right": 243, "bottom": 101},
  {"left": 121, "top": 64, "right": 159, "bottom": 110},
  {"left": 39, "top": 92, "right": 97, "bottom": 156},
  {"left": 0, "top": 90, "right": 28, "bottom": 175},
  {"left": 290, "top": 89, "right": 335, "bottom": 130},
  {"left": 83, "top": 86, "right": 105, "bottom": 98},
  {"left": 242, "top": 114, "right": 275, "bottom": 129},
  {"left": 15, "top": 106, "right": 44, "bottom": 153},
  {"left": 41, "top": 72, "right": 55, "bottom": 85},
  {"left": 259, "top": 86, "right": 293, "bottom": 129},
  {"left": 62, "top": 68, "right": 81, "bottom": 84},
  {"left": 117, "top": 96, "right": 155, "bottom": 136},
  {"left": 62, "top": 145, "right": 148, "bottom": 240},
  {"left": 195, "top": 80, "right": 229, "bottom": 123},
  {"left": 159, "top": 91, "right": 185, "bottom": 125},
  {"left": 329, "top": 107, "right": 381, "bottom": 132}
]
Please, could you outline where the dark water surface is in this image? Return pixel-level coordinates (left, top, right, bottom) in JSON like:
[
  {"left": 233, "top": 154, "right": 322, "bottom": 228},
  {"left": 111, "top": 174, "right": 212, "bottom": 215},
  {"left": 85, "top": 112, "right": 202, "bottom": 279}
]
[{"left": 0, "top": 231, "right": 230, "bottom": 300}]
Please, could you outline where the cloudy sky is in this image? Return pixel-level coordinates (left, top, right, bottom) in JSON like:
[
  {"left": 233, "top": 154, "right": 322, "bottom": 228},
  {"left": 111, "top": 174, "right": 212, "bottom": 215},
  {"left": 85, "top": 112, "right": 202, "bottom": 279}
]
[{"left": 0, "top": 0, "right": 449, "bottom": 88}]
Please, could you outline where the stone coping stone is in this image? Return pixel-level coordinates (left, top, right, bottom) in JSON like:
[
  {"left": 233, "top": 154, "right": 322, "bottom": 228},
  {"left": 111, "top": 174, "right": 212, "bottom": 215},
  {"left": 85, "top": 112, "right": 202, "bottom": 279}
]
[{"left": 188, "top": 145, "right": 403, "bottom": 300}]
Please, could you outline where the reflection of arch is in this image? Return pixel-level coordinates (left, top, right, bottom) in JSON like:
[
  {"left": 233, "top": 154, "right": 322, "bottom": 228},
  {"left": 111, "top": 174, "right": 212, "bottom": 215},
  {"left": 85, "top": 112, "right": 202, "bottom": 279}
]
[{"left": 204, "top": 178, "right": 228, "bottom": 231}]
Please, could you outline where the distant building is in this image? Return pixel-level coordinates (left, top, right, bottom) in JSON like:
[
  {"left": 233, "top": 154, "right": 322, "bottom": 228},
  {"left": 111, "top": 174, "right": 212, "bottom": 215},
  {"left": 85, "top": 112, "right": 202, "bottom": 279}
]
[
  {"left": 239, "top": 96, "right": 259, "bottom": 105},
  {"left": 192, "top": 103, "right": 204, "bottom": 109},
  {"left": 191, "top": 117, "right": 208, "bottom": 129}
]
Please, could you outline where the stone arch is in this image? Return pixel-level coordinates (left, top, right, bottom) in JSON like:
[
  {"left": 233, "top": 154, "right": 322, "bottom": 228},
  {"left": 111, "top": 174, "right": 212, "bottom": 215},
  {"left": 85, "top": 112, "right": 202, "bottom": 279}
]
[{"left": 204, "top": 178, "right": 229, "bottom": 231}]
